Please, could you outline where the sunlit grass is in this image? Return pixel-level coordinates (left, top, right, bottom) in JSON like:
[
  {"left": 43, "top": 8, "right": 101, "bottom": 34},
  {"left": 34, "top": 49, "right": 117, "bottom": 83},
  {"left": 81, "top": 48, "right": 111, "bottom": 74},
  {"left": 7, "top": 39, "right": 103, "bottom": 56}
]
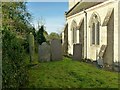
[{"left": 26, "top": 56, "right": 119, "bottom": 88}]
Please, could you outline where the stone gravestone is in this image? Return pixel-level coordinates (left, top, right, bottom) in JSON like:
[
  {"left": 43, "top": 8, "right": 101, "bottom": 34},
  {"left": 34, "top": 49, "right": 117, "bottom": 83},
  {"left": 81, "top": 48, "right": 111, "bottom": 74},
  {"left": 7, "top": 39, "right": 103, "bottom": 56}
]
[
  {"left": 113, "top": 62, "right": 120, "bottom": 72},
  {"left": 97, "top": 57, "right": 104, "bottom": 68},
  {"left": 51, "top": 39, "right": 62, "bottom": 61},
  {"left": 38, "top": 42, "right": 50, "bottom": 62},
  {"left": 96, "top": 45, "right": 107, "bottom": 68},
  {"left": 73, "top": 44, "right": 82, "bottom": 61},
  {"left": 28, "top": 32, "right": 34, "bottom": 63}
]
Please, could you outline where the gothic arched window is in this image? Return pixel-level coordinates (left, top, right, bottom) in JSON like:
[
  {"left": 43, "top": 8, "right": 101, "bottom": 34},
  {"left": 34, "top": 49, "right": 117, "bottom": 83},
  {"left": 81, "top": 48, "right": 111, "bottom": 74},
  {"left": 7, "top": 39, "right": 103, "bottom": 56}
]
[
  {"left": 71, "top": 20, "right": 77, "bottom": 44},
  {"left": 90, "top": 13, "right": 100, "bottom": 45},
  {"left": 92, "top": 23, "right": 95, "bottom": 44},
  {"left": 96, "top": 22, "right": 100, "bottom": 45}
]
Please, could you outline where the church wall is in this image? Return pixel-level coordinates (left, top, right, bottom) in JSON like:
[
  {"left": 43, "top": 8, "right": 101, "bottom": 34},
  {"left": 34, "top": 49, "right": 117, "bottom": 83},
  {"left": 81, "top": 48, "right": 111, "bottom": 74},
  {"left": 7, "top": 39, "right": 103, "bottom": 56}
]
[
  {"left": 113, "top": 1, "right": 119, "bottom": 63},
  {"left": 103, "top": 9, "right": 114, "bottom": 65},
  {"left": 118, "top": 1, "right": 120, "bottom": 63},
  {"left": 66, "top": 0, "right": 119, "bottom": 63},
  {"left": 79, "top": 19, "right": 84, "bottom": 59},
  {"left": 67, "top": 13, "right": 84, "bottom": 55},
  {"left": 86, "top": 2, "right": 114, "bottom": 61}
]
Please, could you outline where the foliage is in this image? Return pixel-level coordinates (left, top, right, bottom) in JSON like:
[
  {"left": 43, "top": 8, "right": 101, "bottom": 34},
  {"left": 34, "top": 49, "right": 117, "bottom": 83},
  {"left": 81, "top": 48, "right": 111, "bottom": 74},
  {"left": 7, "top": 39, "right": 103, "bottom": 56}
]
[
  {"left": 22, "top": 30, "right": 36, "bottom": 54},
  {"left": 2, "top": 1, "right": 33, "bottom": 88},
  {"left": 43, "top": 30, "right": 48, "bottom": 41},
  {"left": 34, "top": 40, "right": 38, "bottom": 53},
  {"left": 47, "top": 32, "right": 61, "bottom": 41},
  {"left": 22, "top": 36, "right": 29, "bottom": 53},
  {"left": 28, "top": 27, "right": 36, "bottom": 38},
  {"left": 2, "top": 30, "right": 28, "bottom": 88},
  {"left": 27, "top": 57, "right": 119, "bottom": 88},
  {"left": 2, "top": 2, "right": 32, "bottom": 35},
  {"left": 36, "top": 25, "right": 46, "bottom": 45}
]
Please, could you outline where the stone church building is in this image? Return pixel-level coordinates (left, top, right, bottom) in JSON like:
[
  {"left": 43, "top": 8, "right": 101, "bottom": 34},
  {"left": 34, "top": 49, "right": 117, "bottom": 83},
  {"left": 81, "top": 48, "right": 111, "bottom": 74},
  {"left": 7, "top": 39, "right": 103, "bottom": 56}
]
[{"left": 62, "top": 0, "right": 120, "bottom": 67}]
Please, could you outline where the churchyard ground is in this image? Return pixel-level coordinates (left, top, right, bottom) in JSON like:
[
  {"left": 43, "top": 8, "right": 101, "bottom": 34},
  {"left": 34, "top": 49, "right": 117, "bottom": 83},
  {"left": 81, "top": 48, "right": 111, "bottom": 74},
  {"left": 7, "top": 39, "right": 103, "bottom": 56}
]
[{"left": 25, "top": 53, "right": 119, "bottom": 88}]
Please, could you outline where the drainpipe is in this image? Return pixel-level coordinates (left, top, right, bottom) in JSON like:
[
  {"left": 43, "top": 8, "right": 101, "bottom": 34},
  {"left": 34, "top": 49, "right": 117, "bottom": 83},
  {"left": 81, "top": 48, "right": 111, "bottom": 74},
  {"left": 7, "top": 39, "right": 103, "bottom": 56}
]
[{"left": 84, "top": 10, "right": 87, "bottom": 59}]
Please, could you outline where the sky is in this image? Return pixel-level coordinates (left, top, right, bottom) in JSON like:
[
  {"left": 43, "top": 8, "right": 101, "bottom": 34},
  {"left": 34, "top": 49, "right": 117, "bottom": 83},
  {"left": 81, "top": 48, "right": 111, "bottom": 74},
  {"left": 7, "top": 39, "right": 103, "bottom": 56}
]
[{"left": 26, "top": 2, "right": 68, "bottom": 34}]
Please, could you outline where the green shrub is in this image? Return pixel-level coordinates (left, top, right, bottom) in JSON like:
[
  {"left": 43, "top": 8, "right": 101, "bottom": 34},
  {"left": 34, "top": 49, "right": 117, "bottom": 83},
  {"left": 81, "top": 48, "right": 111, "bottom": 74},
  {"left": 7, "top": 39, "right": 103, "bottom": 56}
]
[
  {"left": 36, "top": 25, "right": 46, "bottom": 45},
  {"left": 22, "top": 37, "right": 29, "bottom": 54},
  {"left": 2, "top": 30, "right": 28, "bottom": 88},
  {"left": 34, "top": 41, "right": 38, "bottom": 53}
]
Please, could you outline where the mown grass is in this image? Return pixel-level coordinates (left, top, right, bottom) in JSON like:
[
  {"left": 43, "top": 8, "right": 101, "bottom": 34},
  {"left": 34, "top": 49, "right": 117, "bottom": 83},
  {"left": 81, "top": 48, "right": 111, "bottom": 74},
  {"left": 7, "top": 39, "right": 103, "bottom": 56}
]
[{"left": 26, "top": 56, "right": 119, "bottom": 88}]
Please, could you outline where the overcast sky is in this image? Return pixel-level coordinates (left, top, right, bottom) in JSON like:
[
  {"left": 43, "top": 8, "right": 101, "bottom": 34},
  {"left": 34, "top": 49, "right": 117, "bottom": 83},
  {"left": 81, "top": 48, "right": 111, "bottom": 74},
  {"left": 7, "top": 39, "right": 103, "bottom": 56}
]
[{"left": 26, "top": 2, "right": 68, "bottom": 34}]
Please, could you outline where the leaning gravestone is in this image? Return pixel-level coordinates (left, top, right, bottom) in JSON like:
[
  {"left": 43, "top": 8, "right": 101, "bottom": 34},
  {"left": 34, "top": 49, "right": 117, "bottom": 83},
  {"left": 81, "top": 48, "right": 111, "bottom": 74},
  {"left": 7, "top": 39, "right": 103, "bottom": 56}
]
[
  {"left": 73, "top": 44, "right": 82, "bottom": 61},
  {"left": 51, "top": 39, "right": 62, "bottom": 61},
  {"left": 38, "top": 42, "right": 50, "bottom": 62}
]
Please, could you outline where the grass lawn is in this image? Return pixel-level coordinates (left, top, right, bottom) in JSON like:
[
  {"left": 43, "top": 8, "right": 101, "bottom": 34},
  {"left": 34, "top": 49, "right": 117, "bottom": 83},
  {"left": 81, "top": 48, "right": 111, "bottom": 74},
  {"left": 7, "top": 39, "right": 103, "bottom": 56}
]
[{"left": 26, "top": 56, "right": 119, "bottom": 88}]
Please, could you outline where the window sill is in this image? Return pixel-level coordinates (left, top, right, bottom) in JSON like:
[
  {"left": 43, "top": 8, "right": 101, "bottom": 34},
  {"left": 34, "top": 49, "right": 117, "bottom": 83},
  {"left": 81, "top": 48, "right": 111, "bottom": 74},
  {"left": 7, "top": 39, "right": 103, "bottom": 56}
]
[
  {"left": 72, "top": 43, "right": 79, "bottom": 45},
  {"left": 90, "top": 44, "right": 100, "bottom": 47}
]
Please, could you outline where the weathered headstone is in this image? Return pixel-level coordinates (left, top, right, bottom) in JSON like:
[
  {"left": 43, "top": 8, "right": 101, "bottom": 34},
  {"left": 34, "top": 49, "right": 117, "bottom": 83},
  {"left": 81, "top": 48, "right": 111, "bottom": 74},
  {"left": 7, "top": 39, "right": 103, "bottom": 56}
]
[
  {"left": 28, "top": 32, "right": 34, "bottom": 63},
  {"left": 96, "top": 45, "right": 107, "bottom": 68},
  {"left": 51, "top": 39, "right": 62, "bottom": 61},
  {"left": 73, "top": 44, "right": 82, "bottom": 61},
  {"left": 113, "top": 62, "right": 120, "bottom": 72},
  {"left": 38, "top": 42, "right": 50, "bottom": 62},
  {"left": 97, "top": 57, "right": 104, "bottom": 68}
]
